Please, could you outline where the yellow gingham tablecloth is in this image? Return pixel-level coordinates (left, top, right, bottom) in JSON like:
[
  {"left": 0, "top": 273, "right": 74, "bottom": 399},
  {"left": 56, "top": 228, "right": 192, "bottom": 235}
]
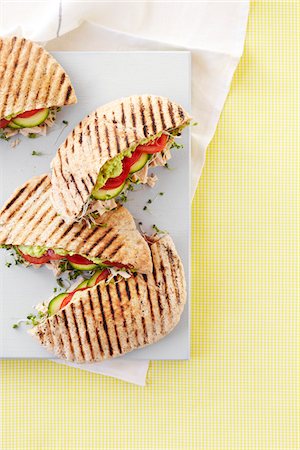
[{"left": 1, "top": 2, "right": 299, "bottom": 449}]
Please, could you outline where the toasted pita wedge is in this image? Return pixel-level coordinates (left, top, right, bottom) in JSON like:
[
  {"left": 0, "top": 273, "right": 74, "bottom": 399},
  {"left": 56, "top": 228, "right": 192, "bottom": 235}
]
[
  {"left": 0, "top": 36, "right": 77, "bottom": 137},
  {"left": 0, "top": 174, "right": 152, "bottom": 274},
  {"left": 32, "top": 235, "right": 186, "bottom": 362},
  {"left": 51, "top": 94, "right": 191, "bottom": 223}
]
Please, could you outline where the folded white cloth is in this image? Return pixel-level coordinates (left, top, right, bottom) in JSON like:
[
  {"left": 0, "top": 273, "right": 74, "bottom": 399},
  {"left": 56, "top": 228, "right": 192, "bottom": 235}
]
[{"left": 2, "top": 1, "right": 249, "bottom": 384}]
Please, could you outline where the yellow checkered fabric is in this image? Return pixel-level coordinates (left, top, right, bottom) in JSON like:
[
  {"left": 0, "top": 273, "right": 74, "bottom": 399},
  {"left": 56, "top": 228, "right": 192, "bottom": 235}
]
[{"left": 1, "top": 2, "right": 299, "bottom": 449}]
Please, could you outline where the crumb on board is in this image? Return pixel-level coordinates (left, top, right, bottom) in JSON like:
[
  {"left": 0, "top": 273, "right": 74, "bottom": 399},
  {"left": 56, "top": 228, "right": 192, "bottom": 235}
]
[{"left": 10, "top": 138, "right": 20, "bottom": 148}]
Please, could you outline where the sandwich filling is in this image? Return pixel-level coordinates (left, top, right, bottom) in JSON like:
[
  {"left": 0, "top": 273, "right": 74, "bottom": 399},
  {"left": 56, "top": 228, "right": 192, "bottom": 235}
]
[
  {"left": 87, "top": 124, "right": 189, "bottom": 215},
  {"left": 1, "top": 244, "right": 132, "bottom": 274},
  {"left": 0, "top": 107, "right": 59, "bottom": 139}
]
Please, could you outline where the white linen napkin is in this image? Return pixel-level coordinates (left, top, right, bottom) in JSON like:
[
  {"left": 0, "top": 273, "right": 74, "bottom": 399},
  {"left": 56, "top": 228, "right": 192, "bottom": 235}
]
[{"left": 1, "top": 1, "right": 249, "bottom": 384}]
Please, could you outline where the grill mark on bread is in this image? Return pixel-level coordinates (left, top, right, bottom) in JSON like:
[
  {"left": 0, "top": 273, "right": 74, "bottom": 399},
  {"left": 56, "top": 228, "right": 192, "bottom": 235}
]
[
  {"left": 103, "top": 119, "right": 111, "bottom": 157},
  {"left": 13, "top": 42, "right": 32, "bottom": 108},
  {"left": 115, "top": 282, "right": 129, "bottom": 345},
  {"left": 167, "top": 247, "right": 180, "bottom": 303},
  {"left": 80, "top": 299, "right": 94, "bottom": 359},
  {"left": 107, "top": 243, "right": 123, "bottom": 258},
  {"left": 168, "top": 101, "right": 176, "bottom": 128},
  {"left": 70, "top": 302, "right": 84, "bottom": 360},
  {"left": 178, "top": 105, "right": 185, "bottom": 119},
  {"left": 65, "top": 86, "right": 72, "bottom": 103},
  {"left": 134, "top": 279, "right": 147, "bottom": 344},
  {"left": 88, "top": 291, "right": 104, "bottom": 356},
  {"left": 4, "top": 175, "right": 48, "bottom": 221},
  {"left": 97, "top": 285, "right": 113, "bottom": 356},
  {"left": 99, "top": 234, "right": 119, "bottom": 256},
  {"left": 139, "top": 96, "right": 148, "bottom": 137},
  {"left": 61, "top": 309, "right": 74, "bottom": 358},
  {"left": 160, "top": 260, "right": 171, "bottom": 312},
  {"left": 106, "top": 284, "right": 122, "bottom": 353},
  {"left": 142, "top": 274, "right": 155, "bottom": 324},
  {"left": 124, "top": 282, "right": 138, "bottom": 343},
  {"left": 80, "top": 226, "right": 113, "bottom": 253},
  {"left": 54, "top": 315, "right": 65, "bottom": 358},
  {"left": 2, "top": 38, "right": 23, "bottom": 111},
  {"left": 88, "top": 174, "right": 95, "bottom": 186},
  {"left": 157, "top": 98, "right": 166, "bottom": 129},
  {"left": 94, "top": 111, "right": 102, "bottom": 154},
  {"left": 1, "top": 186, "right": 26, "bottom": 213},
  {"left": 151, "top": 258, "right": 163, "bottom": 315},
  {"left": 81, "top": 178, "right": 90, "bottom": 194},
  {"left": 148, "top": 96, "right": 156, "bottom": 134},
  {"left": 130, "top": 99, "right": 138, "bottom": 139},
  {"left": 15, "top": 203, "right": 52, "bottom": 244},
  {"left": 70, "top": 174, "right": 84, "bottom": 201},
  {"left": 58, "top": 150, "right": 69, "bottom": 190},
  {"left": 120, "top": 102, "right": 129, "bottom": 146},
  {"left": 24, "top": 45, "right": 43, "bottom": 109}
]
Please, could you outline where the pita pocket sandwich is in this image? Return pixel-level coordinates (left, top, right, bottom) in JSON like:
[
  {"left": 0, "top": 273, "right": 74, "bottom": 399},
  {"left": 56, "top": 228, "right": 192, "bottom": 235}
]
[
  {"left": 51, "top": 94, "right": 191, "bottom": 223},
  {"left": 0, "top": 36, "right": 77, "bottom": 139},
  {"left": 31, "top": 235, "right": 186, "bottom": 363},
  {"left": 0, "top": 174, "right": 152, "bottom": 275}
]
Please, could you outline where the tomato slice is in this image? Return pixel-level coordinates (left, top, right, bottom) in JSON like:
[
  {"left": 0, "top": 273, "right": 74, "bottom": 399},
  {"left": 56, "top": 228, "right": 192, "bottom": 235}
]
[
  {"left": 47, "top": 249, "right": 65, "bottom": 261},
  {"left": 137, "top": 134, "right": 168, "bottom": 154},
  {"left": 102, "top": 161, "right": 130, "bottom": 189},
  {"left": 15, "top": 109, "right": 44, "bottom": 119},
  {"left": 60, "top": 292, "right": 75, "bottom": 309},
  {"left": 0, "top": 118, "right": 9, "bottom": 128},
  {"left": 103, "top": 261, "right": 129, "bottom": 269},
  {"left": 18, "top": 249, "right": 51, "bottom": 265},
  {"left": 123, "top": 149, "right": 143, "bottom": 171},
  {"left": 66, "top": 254, "right": 95, "bottom": 265},
  {"left": 96, "top": 269, "right": 110, "bottom": 283}
]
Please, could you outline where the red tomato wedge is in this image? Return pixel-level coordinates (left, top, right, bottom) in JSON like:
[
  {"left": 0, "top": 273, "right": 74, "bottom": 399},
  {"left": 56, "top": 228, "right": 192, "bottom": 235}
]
[
  {"left": 123, "top": 149, "right": 143, "bottom": 171},
  {"left": 102, "top": 161, "right": 130, "bottom": 190},
  {"left": 60, "top": 292, "right": 75, "bottom": 309},
  {"left": 137, "top": 134, "right": 168, "bottom": 154},
  {"left": 18, "top": 249, "right": 51, "bottom": 265},
  {"left": 0, "top": 118, "right": 9, "bottom": 128},
  {"left": 96, "top": 269, "right": 110, "bottom": 283},
  {"left": 66, "top": 254, "right": 94, "bottom": 265},
  {"left": 47, "top": 249, "right": 65, "bottom": 261},
  {"left": 15, "top": 109, "right": 44, "bottom": 119}
]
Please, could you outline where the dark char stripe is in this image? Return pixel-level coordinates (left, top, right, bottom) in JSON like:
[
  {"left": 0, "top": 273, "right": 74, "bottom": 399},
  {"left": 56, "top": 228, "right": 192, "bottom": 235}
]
[
  {"left": 142, "top": 274, "right": 155, "bottom": 324},
  {"left": 65, "top": 85, "right": 72, "bottom": 103},
  {"left": 80, "top": 299, "right": 94, "bottom": 359},
  {"left": 115, "top": 282, "right": 129, "bottom": 345},
  {"left": 139, "top": 97, "right": 148, "bottom": 137},
  {"left": 167, "top": 247, "right": 180, "bottom": 303},
  {"left": 5, "top": 175, "right": 48, "bottom": 221},
  {"left": 160, "top": 260, "right": 171, "bottom": 312},
  {"left": 88, "top": 291, "right": 104, "bottom": 356},
  {"left": 151, "top": 255, "right": 164, "bottom": 324},
  {"left": 120, "top": 102, "right": 129, "bottom": 146},
  {"left": 61, "top": 309, "right": 74, "bottom": 357},
  {"left": 70, "top": 174, "right": 84, "bottom": 201},
  {"left": 2, "top": 186, "right": 26, "bottom": 213},
  {"left": 96, "top": 285, "right": 114, "bottom": 356},
  {"left": 148, "top": 96, "right": 156, "bottom": 134},
  {"left": 157, "top": 98, "right": 166, "bottom": 129},
  {"left": 168, "top": 101, "right": 176, "bottom": 128},
  {"left": 106, "top": 284, "right": 122, "bottom": 353},
  {"left": 70, "top": 302, "right": 84, "bottom": 360}
]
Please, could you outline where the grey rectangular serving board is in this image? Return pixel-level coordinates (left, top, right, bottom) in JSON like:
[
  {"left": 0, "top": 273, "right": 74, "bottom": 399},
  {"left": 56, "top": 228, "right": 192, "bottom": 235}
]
[{"left": 0, "top": 51, "right": 191, "bottom": 360}]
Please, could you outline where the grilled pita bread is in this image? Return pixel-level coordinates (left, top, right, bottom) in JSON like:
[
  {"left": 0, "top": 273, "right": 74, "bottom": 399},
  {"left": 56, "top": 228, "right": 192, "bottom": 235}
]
[
  {"left": 51, "top": 94, "right": 191, "bottom": 223},
  {"left": 32, "top": 235, "right": 186, "bottom": 362},
  {"left": 0, "top": 36, "right": 77, "bottom": 119},
  {"left": 0, "top": 174, "right": 152, "bottom": 273}
]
